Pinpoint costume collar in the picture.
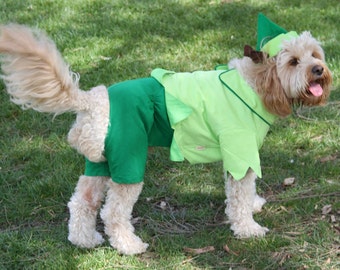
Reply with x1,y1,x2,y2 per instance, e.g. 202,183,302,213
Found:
216,65,276,126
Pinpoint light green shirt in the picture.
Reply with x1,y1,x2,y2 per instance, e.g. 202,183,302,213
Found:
152,67,276,180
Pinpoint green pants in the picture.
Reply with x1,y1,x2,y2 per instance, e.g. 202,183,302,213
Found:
85,77,173,184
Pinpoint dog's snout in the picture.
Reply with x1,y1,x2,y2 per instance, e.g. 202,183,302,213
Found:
312,65,324,76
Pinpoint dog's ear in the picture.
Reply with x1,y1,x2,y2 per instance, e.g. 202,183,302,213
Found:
256,60,292,117
244,45,266,64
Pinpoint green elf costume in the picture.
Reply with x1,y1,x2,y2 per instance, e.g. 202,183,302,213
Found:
85,14,298,184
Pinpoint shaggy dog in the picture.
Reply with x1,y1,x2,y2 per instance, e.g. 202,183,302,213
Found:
0,19,331,255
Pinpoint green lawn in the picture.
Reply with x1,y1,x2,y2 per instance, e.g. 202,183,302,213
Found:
0,0,339,269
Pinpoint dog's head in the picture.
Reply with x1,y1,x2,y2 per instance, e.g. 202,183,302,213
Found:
276,32,332,106
251,31,332,117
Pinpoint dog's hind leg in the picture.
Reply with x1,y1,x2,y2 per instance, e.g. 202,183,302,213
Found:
100,181,148,255
225,170,269,238
68,175,108,248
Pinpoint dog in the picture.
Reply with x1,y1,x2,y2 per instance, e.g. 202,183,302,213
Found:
0,15,332,255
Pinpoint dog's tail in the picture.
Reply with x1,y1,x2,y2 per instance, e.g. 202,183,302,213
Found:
0,24,88,114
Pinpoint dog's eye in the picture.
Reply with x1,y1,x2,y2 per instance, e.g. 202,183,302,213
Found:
289,58,299,66
312,52,321,59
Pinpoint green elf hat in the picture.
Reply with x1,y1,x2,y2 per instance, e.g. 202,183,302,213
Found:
256,13,298,57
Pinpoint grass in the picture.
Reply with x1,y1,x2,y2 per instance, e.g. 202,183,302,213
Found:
0,0,339,269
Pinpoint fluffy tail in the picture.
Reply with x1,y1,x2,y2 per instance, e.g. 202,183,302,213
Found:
0,24,87,114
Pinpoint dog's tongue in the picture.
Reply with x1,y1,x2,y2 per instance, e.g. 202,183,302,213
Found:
309,83,323,97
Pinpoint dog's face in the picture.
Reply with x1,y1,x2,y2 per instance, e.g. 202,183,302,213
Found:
253,31,332,117
276,31,332,106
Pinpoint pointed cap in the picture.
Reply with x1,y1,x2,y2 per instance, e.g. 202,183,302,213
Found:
256,13,298,57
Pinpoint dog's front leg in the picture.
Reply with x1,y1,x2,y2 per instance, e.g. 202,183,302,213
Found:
68,175,108,248
225,170,269,238
100,181,148,255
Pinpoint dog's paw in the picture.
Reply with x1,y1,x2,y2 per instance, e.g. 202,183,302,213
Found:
231,221,269,238
116,240,149,256
109,233,148,255
68,231,104,248
253,195,266,213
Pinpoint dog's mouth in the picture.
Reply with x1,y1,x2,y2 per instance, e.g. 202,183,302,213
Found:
307,81,323,97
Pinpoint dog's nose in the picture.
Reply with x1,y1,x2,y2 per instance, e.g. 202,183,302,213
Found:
312,65,324,76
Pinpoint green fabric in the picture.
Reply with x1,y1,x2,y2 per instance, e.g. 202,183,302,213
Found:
85,66,277,182
151,67,276,180
84,77,173,184
256,13,298,57
261,31,298,57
